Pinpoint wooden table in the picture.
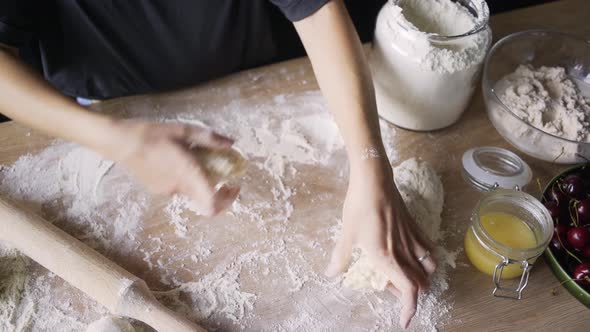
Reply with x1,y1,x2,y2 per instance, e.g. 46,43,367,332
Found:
0,0,588,330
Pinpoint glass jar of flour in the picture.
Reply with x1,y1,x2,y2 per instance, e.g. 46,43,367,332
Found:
370,0,492,131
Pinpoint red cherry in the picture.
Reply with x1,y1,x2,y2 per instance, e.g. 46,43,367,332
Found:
562,175,586,199
550,183,568,203
577,199,590,226
555,224,569,237
550,225,570,252
583,246,590,259
544,201,562,220
567,227,590,250
551,234,565,251
573,263,590,287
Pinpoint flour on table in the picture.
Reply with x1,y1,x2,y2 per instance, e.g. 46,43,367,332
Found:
0,246,28,331
0,62,453,331
343,159,445,291
85,316,135,332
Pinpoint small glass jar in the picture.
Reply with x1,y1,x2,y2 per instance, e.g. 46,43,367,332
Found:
370,0,492,131
462,147,553,299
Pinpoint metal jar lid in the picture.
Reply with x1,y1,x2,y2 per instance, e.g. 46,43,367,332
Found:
462,146,532,191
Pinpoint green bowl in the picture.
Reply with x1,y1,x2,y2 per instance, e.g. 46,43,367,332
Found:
543,164,590,308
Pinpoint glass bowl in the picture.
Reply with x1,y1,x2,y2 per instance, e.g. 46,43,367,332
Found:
482,30,590,164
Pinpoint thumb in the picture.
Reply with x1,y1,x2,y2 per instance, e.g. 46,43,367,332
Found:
325,236,353,277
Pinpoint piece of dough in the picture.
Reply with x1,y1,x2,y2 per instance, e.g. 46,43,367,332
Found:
195,146,247,179
342,158,444,291
175,119,247,179
85,316,135,332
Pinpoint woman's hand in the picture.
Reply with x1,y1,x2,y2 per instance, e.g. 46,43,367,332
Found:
104,120,240,216
325,158,437,328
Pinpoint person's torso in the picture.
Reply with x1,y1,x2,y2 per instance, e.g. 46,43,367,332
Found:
31,1,281,99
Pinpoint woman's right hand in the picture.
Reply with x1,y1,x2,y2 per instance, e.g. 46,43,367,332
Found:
104,120,240,216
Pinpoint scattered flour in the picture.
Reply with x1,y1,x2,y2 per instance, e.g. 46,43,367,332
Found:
85,316,135,332
492,65,590,163
0,246,28,331
0,63,453,331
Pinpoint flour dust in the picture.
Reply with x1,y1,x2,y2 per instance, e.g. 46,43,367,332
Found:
0,64,455,331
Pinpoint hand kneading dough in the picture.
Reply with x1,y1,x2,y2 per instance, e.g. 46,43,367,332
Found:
342,158,444,291
85,316,135,332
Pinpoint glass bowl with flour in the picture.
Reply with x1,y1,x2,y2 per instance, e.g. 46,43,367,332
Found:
484,30,590,164
370,0,491,131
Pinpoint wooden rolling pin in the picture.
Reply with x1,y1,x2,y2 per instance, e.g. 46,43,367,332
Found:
0,196,206,332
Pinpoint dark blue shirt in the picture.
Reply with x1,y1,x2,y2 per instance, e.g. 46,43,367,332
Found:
0,0,330,99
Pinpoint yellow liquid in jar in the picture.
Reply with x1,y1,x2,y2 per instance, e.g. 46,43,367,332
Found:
464,212,537,279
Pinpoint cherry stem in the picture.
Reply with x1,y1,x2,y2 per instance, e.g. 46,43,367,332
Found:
537,178,544,199
575,153,590,163
556,232,583,264
559,277,587,286
569,199,579,227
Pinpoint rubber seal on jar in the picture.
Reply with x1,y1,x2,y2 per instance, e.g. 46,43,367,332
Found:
462,147,532,191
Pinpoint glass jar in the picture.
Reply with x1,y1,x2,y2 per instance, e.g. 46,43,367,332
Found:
462,147,553,299
370,0,492,131
465,190,553,299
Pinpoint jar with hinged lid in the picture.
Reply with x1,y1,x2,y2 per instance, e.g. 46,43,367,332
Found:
462,147,553,299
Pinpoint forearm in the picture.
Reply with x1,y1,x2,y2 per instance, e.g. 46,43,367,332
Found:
0,47,119,154
294,0,386,174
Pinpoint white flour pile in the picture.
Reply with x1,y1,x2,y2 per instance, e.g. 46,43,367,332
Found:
0,65,455,331
370,0,491,130
493,65,590,162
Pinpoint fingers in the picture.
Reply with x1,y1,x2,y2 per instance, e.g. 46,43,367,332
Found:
386,283,401,298
421,257,437,276
211,184,240,215
184,182,240,216
399,279,418,329
188,128,234,149
179,159,239,216
415,247,437,276
325,230,354,277
375,256,419,329
165,123,234,149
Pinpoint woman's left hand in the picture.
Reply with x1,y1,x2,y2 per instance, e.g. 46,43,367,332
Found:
325,157,436,328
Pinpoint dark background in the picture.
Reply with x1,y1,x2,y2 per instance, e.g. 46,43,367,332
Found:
0,0,557,123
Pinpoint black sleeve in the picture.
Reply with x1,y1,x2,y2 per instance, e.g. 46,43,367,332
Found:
0,1,38,47
270,0,331,22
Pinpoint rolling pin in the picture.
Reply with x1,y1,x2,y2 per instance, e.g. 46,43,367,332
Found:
0,196,206,332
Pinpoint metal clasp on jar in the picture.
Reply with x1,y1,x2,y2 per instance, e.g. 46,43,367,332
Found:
492,257,532,299
488,183,533,299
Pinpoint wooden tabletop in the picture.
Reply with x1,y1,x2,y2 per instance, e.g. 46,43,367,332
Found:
0,0,589,331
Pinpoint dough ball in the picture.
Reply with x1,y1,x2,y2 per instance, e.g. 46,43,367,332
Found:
342,158,444,291
85,316,135,332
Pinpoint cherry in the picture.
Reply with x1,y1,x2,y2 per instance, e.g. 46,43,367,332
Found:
550,233,564,251
562,175,586,199
550,225,569,252
567,227,590,250
577,198,590,226
550,182,569,203
583,246,590,259
555,224,569,237
573,263,590,287
544,201,562,220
